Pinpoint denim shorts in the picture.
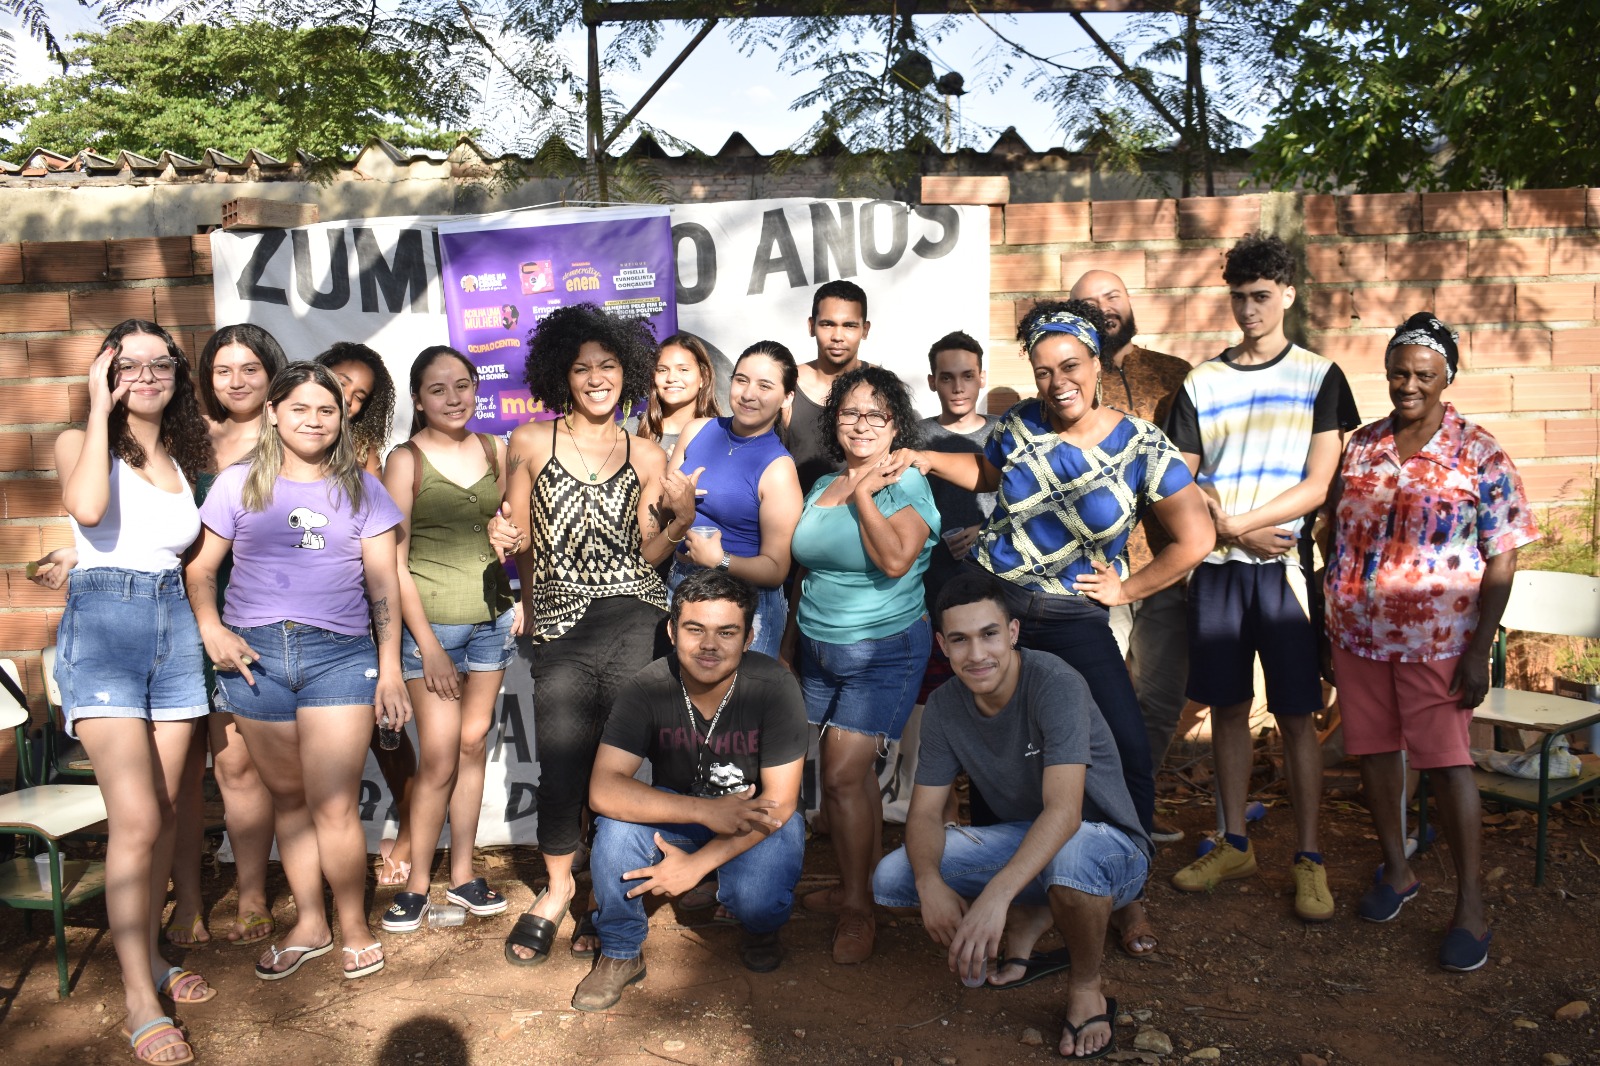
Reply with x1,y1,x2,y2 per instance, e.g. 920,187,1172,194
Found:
54,568,208,738
799,614,931,741
214,621,379,722
400,607,517,681
873,819,1150,911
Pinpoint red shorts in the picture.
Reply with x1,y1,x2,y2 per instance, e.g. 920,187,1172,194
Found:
1331,646,1472,770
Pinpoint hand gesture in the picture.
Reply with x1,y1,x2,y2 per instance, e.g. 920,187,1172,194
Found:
659,465,704,530
202,625,262,686
623,833,705,899
1073,560,1127,607
486,502,524,562
700,785,783,837
28,548,77,590
881,449,930,478
420,642,461,701
87,348,131,420
850,455,903,503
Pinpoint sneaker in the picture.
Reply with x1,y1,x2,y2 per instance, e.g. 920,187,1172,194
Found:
1150,819,1185,845
445,877,509,917
740,929,784,973
382,891,429,933
831,908,876,965
572,953,646,1012
1171,839,1257,893
1292,858,1335,922
1438,926,1491,972
1357,879,1420,923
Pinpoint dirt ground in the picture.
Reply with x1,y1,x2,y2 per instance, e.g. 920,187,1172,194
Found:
4,758,1599,1066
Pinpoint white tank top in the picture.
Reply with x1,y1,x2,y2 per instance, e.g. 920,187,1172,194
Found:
70,455,202,572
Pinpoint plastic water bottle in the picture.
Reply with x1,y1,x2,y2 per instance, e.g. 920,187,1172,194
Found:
960,962,989,988
429,903,466,928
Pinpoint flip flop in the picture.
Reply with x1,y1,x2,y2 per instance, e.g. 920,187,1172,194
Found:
375,854,411,887
157,966,216,1004
164,912,208,947
1117,915,1158,958
678,879,718,912
255,940,334,981
228,912,275,945
504,890,558,968
126,1016,194,1066
343,942,385,980
985,947,1071,990
1061,996,1117,1060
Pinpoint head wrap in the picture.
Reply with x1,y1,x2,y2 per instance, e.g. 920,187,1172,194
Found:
1386,313,1460,383
1025,311,1101,358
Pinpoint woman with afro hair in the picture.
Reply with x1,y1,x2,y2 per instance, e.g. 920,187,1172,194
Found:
497,303,695,967
316,342,397,475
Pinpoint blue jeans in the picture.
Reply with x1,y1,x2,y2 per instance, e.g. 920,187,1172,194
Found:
873,820,1149,911
214,621,378,722
799,614,932,741
400,607,517,680
589,803,806,959
667,558,787,659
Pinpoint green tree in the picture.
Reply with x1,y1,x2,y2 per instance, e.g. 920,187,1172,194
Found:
1252,0,1600,192
3,20,471,161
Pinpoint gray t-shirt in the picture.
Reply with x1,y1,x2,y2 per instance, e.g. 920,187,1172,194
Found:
919,415,998,533
917,648,1152,861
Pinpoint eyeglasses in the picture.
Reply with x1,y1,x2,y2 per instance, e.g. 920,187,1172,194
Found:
114,358,180,381
837,409,890,428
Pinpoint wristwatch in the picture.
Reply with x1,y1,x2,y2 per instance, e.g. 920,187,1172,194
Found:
715,552,732,573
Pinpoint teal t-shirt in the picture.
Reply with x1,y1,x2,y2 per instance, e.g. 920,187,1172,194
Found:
792,467,940,642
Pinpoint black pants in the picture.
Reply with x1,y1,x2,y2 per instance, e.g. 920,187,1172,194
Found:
531,595,665,856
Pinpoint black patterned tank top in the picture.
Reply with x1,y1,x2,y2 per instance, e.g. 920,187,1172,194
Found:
527,422,668,642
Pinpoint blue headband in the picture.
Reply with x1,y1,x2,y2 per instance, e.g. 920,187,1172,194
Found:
1026,313,1102,358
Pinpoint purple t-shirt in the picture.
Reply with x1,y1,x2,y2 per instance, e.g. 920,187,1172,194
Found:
199,465,403,636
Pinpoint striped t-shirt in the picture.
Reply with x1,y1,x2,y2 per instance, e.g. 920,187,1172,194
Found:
1165,344,1359,566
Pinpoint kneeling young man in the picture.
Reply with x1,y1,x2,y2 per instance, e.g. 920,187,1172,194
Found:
575,570,808,1012
873,571,1151,1059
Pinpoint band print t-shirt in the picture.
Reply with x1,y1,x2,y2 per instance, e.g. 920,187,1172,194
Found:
199,465,403,636
601,652,809,798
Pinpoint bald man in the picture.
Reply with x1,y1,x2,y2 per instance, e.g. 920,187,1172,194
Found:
1069,270,1193,853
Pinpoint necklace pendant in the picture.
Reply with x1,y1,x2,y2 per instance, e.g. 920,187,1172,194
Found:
588,472,597,481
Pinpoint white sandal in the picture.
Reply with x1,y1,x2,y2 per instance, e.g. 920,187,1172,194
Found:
343,942,385,980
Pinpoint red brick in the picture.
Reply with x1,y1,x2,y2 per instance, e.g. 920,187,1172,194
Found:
39,524,72,552
1091,199,1176,242
1178,195,1261,239
1346,374,1390,417
0,432,33,471
0,384,76,425
21,240,108,284
1507,189,1587,230
1305,243,1386,284
31,433,58,469
189,330,216,363
1302,195,1339,237
1159,340,1215,367
1434,284,1516,325
1003,203,1090,245
921,175,1010,205
1144,248,1226,289
1385,241,1465,281
1351,285,1428,327
989,301,1015,342
25,335,101,377
0,243,20,284
5,572,64,609
1550,235,1600,276
69,288,156,331
1517,282,1595,323
0,525,44,563
1422,191,1504,233
1442,374,1512,413
1307,332,1389,377
990,254,1061,293
0,340,26,379
0,611,51,653
1340,193,1420,235
1466,238,1550,279
1061,251,1144,292
1133,294,1186,334
1464,329,1551,370
989,206,1004,246
1,479,64,518
1512,371,1598,412
1307,288,1354,330
192,235,213,275
153,284,214,327
106,237,195,281
1185,294,1235,333
0,292,72,333
1551,328,1600,366
1544,419,1600,456
1518,462,1596,503
1475,418,1546,460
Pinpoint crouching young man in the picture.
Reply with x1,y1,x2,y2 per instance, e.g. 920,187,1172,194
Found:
872,571,1152,1059
575,570,808,1012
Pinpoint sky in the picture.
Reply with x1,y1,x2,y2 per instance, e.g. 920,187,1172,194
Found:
4,7,1184,158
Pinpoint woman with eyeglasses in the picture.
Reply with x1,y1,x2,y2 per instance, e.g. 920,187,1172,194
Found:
52,319,217,1065
784,365,939,964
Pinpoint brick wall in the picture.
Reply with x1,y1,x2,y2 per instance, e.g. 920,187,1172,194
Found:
953,181,1600,509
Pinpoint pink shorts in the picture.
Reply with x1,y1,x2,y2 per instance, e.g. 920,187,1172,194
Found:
1331,646,1472,769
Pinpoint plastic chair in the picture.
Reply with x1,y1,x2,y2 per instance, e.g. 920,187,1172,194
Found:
0,658,110,997
39,646,95,782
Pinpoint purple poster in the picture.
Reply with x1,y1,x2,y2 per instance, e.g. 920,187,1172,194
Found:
437,206,676,436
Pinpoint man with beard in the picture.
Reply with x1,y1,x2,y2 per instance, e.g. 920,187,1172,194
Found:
873,570,1150,1059
1068,269,1193,869
574,570,808,1011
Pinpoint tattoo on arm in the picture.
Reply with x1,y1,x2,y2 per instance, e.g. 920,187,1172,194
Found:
506,453,525,479
372,596,393,644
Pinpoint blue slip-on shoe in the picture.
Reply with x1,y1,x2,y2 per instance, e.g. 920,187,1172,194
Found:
1439,925,1492,972
1357,879,1420,923
382,891,430,933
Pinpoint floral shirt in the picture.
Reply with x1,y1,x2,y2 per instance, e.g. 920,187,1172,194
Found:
1326,404,1538,662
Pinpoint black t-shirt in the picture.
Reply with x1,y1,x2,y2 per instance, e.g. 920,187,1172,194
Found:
602,652,809,797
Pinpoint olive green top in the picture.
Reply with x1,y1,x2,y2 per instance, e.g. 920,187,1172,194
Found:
407,446,515,626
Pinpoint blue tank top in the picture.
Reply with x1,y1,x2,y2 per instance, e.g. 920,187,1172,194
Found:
679,418,791,559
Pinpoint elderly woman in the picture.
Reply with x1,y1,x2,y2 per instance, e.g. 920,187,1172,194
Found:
900,300,1214,960
1324,312,1537,972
